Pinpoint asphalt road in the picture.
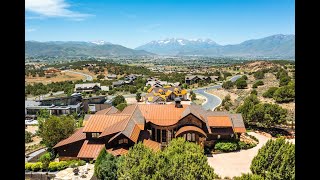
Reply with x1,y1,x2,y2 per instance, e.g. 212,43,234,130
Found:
63,70,93,81
193,85,222,111
229,75,243,82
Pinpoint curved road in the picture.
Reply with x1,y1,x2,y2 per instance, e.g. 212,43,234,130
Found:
63,70,93,81
193,85,222,111
229,75,243,82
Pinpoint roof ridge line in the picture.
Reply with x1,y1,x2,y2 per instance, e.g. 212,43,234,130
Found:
121,104,139,133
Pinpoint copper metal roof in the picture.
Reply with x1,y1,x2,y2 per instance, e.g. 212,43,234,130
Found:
83,115,129,132
233,127,246,133
129,124,141,143
77,140,105,159
175,126,207,138
207,116,233,127
95,106,119,115
143,139,161,152
107,147,129,156
53,127,86,148
138,104,188,126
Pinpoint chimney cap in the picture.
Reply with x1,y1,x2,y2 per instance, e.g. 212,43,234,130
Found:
174,97,181,102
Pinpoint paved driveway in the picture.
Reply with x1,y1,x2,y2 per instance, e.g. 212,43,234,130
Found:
207,132,270,178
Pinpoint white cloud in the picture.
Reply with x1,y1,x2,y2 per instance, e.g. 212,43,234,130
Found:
26,28,37,32
25,0,92,20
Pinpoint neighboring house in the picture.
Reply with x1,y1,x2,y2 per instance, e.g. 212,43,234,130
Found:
185,75,219,85
124,74,137,81
82,96,111,113
146,86,188,103
25,95,83,117
74,83,101,93
107,74,117,79
112,80,125,87
53,102,246,161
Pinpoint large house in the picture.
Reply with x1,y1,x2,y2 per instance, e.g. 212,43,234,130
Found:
53,102,246,161
74,83,101,93
146,86,188,104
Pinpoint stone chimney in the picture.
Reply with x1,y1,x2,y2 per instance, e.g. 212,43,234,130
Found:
174,98,183,108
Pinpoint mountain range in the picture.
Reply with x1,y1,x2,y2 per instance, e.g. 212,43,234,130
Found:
26,34,294,58
135,34,295,58
25,41,154,57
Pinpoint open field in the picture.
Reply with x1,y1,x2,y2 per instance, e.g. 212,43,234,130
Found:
26,71,85,84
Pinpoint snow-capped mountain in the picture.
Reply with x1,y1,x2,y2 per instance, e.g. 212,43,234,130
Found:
135,35,295,58
136,38,220,55
89,40,110,45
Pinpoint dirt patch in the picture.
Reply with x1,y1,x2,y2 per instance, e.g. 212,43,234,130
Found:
26,126,38,134
26,71,85,85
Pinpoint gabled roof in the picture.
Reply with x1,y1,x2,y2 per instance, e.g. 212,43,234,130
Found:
53,127,86,148
77,140,105,160
138,104,188,126
207,116,233,127
95,106,119,115
83,115,129,132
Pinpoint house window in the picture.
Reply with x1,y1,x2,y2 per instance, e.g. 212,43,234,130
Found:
187,133,192,141
167,130,172,142
217,135,221,139
162,130,167,142
191,133,196,142
156,129,161,143
119,138,128,144
92,133,100,138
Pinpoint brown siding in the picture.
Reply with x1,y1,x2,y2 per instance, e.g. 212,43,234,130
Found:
55,140,84,158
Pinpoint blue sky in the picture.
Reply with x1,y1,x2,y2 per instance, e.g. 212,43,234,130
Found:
25,0,295,48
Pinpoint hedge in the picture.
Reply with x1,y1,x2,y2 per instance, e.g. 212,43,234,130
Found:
214,140,257,152
214,141,238,152
31,162,43,171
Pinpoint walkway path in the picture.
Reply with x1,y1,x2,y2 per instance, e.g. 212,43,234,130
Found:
207,132,270,178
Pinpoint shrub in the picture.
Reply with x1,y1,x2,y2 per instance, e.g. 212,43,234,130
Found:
252,80,264,88
57,161,68,170
273,85,295,103
222,81,234,89
25,163,33,171
235,78,247,89
251,90,258,95
48,162,60,171
39,152,51,170
116,103,127,111
262,87,278,98
253,71,265,79
279,76,291,87
242,75,248,80
31,162,43,171
214,141,238,152
25,131,33,143
234,173,264,180
238,141,256,150
68,160,86,168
